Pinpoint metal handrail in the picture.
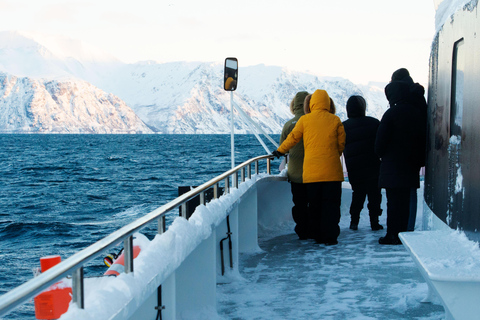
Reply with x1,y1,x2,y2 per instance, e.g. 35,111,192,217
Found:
0,154,274,317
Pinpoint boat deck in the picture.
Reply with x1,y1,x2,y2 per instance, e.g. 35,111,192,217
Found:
217,207,445,319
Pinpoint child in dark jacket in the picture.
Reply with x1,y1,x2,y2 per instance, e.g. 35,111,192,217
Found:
342,95,383,231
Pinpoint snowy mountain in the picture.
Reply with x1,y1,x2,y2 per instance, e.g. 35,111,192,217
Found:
0,31,388,134
0,72,153,133
96,62,387,134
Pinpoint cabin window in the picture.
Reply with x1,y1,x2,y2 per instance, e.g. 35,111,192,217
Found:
450,38,465,137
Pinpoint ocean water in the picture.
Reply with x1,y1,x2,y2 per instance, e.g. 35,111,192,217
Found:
0,134,279,319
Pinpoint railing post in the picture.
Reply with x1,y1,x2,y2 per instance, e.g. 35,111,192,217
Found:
255,161,259,175
224,177,230,194
214,183,219,199
241,167,245,182
180,203,187,218
158,215,166,234
248,163,252,179
72,267,84,309
124,236,134,274
200,191,205,205
233,171,238,189
267,157,271,174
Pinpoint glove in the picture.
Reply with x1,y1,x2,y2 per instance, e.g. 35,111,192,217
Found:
271,150,284,158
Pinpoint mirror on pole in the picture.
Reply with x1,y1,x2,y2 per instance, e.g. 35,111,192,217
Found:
224,57,238,91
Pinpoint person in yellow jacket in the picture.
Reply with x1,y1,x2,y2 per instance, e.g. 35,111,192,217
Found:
273,89,346,245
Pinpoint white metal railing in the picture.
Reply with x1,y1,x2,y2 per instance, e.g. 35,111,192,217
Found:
0,154,274,318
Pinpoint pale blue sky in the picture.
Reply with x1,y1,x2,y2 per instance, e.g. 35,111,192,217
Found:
0,0,435,85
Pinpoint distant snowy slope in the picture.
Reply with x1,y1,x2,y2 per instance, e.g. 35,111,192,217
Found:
99,62,388,133
0,31,389,134
0,72,152,133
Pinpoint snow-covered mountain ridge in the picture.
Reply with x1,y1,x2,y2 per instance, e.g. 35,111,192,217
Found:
0,31,388,134
0,72,152,133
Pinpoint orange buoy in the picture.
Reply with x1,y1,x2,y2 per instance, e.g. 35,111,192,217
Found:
34,255,72,320
104,246,141,276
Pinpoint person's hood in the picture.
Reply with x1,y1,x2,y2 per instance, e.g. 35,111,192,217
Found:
410,82,425,98
385,81,410,105
346,95,366,118
310,89,330,112
391,68,414,84
290,91,309,115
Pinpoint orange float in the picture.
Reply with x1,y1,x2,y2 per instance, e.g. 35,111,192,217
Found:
104,246,141,276
34,255,72,319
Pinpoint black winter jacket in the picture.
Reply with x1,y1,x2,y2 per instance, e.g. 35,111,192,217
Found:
375,81,426,188
342,97,380,185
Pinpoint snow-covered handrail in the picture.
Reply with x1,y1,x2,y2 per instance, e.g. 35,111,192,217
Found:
0,154,275,318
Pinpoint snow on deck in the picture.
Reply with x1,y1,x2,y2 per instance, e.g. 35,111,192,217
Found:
217,184,445,320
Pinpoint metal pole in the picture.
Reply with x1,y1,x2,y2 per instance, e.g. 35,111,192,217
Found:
158,215,166,234
225,177,230,194
124,236,134,274
230,91,234,170
72,267,84,309
233,171,238,189
180,203,187,218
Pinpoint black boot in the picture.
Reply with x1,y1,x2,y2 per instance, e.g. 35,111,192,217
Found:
350,215,359,231
371,223,383,231
370,211,383,231
378,233,401,245
370,218,383,231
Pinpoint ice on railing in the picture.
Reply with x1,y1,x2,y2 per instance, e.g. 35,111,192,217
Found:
60,174,270,320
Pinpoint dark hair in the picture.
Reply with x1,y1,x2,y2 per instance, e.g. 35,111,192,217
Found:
304,94,312,114
329,98,336,114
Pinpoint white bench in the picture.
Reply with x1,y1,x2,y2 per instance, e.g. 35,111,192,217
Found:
399,230,480,320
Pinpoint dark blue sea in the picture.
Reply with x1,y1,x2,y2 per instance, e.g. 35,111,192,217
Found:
0,134,279,319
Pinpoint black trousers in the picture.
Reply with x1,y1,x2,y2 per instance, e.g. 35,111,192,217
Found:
385,187,410,236
349,179,382,224
305,181,342,243
291,182,309,238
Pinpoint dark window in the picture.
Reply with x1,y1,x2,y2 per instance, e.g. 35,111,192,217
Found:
450,38,465,137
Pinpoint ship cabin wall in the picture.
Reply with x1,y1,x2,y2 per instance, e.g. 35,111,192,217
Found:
426,1,480,238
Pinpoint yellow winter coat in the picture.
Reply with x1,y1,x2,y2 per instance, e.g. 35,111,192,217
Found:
277,89,345,183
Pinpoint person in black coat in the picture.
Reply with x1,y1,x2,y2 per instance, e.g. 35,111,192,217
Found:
390,68,427,231
343,95,383,231
376,80,426,245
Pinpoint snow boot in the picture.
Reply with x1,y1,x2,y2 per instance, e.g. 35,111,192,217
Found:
370,210,383,231
378,234,401,245
370,218,383,231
